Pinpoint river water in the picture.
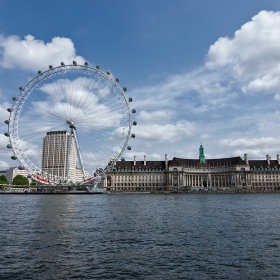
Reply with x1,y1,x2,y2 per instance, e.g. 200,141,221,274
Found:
0,193,280,279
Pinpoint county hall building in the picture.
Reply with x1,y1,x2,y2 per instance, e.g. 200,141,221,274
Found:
104,145,280,192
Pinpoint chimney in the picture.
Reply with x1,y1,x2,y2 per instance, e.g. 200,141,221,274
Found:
244,154,248,165
165,154,168,171
144,155,146,166
277,155,280,165
134,156,136,166
266,155,270,165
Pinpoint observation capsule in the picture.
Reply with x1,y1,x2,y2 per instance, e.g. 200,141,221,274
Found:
132,121,137,126
115,78,119,83
19,87,23,91
49,65,53,69
96,65,100,70
73,61,77,65
132,109,136,114
123,87,127,92
38,70,42,74
106,70,110,75
12,97,17,101
6,144,12,149
84,62,89,66
60,62,65,66
4,120,9,124
4,132,9,137
18,166,24,170
27,174,32,178
128,97,133,102
127,146,131,150
11,156,17,160
131,133,136,138
7,108,12,112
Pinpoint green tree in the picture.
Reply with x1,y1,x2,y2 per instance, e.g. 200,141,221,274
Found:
0,175,8,184
12,175,29,185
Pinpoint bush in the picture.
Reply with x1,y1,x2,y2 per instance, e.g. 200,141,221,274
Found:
12,175,29,185
0,175,8,184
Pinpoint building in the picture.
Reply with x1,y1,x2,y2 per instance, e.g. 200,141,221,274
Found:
105,155,166,192
5,167,31,184
41,131,76,180
104,145,280,192
249,155,280,191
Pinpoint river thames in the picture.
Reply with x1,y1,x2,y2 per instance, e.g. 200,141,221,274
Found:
0,193,279,279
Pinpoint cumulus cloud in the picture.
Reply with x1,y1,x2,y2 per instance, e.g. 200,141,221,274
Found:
134,120,194,142
219,137,280,159
0,160,9,169
137,110,175,123
0,35,85,71
0,101,11,119
0,134,12,161
243,74,280,95
206,10,280,98
220,137,278,148
132,68,236,115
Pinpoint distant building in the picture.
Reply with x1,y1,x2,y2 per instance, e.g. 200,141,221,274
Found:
249,154,280,191
104,145,280,192
5,167,31,184
41,131,77,181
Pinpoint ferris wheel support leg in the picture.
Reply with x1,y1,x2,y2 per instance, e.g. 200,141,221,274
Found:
73,129,86,179
67,129,73,180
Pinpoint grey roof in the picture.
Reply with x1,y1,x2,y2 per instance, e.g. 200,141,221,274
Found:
114,160,165,169
169,156,245,167
248,159,279,169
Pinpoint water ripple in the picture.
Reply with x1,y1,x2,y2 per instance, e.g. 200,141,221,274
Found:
0,194,280,279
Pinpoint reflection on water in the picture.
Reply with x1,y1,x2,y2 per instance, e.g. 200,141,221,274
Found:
0,194,280,279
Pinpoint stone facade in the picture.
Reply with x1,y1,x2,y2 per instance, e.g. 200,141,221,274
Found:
104,149,280,193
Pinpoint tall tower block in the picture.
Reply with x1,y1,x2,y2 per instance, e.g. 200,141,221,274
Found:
41,131,76,179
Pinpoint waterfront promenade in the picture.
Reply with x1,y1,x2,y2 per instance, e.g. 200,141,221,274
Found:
1,185,280,194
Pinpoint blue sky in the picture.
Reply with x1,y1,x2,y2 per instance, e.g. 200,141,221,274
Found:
1,0,280,169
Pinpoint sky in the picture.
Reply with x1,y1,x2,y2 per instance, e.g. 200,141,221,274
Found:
1,0,280,169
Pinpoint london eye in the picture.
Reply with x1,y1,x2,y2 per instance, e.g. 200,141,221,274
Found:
4,62,136,184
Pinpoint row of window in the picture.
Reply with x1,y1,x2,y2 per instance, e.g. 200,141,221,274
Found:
112,183,164,187
114,175,164,181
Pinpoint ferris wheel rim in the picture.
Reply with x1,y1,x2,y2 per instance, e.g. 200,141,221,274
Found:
7,62,134,184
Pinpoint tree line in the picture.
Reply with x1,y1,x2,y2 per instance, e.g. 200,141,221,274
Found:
0,175,29,185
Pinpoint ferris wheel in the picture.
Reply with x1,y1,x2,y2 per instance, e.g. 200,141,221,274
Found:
4,61,136,184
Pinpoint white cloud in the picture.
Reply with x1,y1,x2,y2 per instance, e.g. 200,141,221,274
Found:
206,10,280,98
219,137,280,159
137,110,174,123
243,74,280,95
134,120,194,142
0,133,9,150
0,35,85,71
0,101,11,119
0,160,9,169
132,68,235,115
